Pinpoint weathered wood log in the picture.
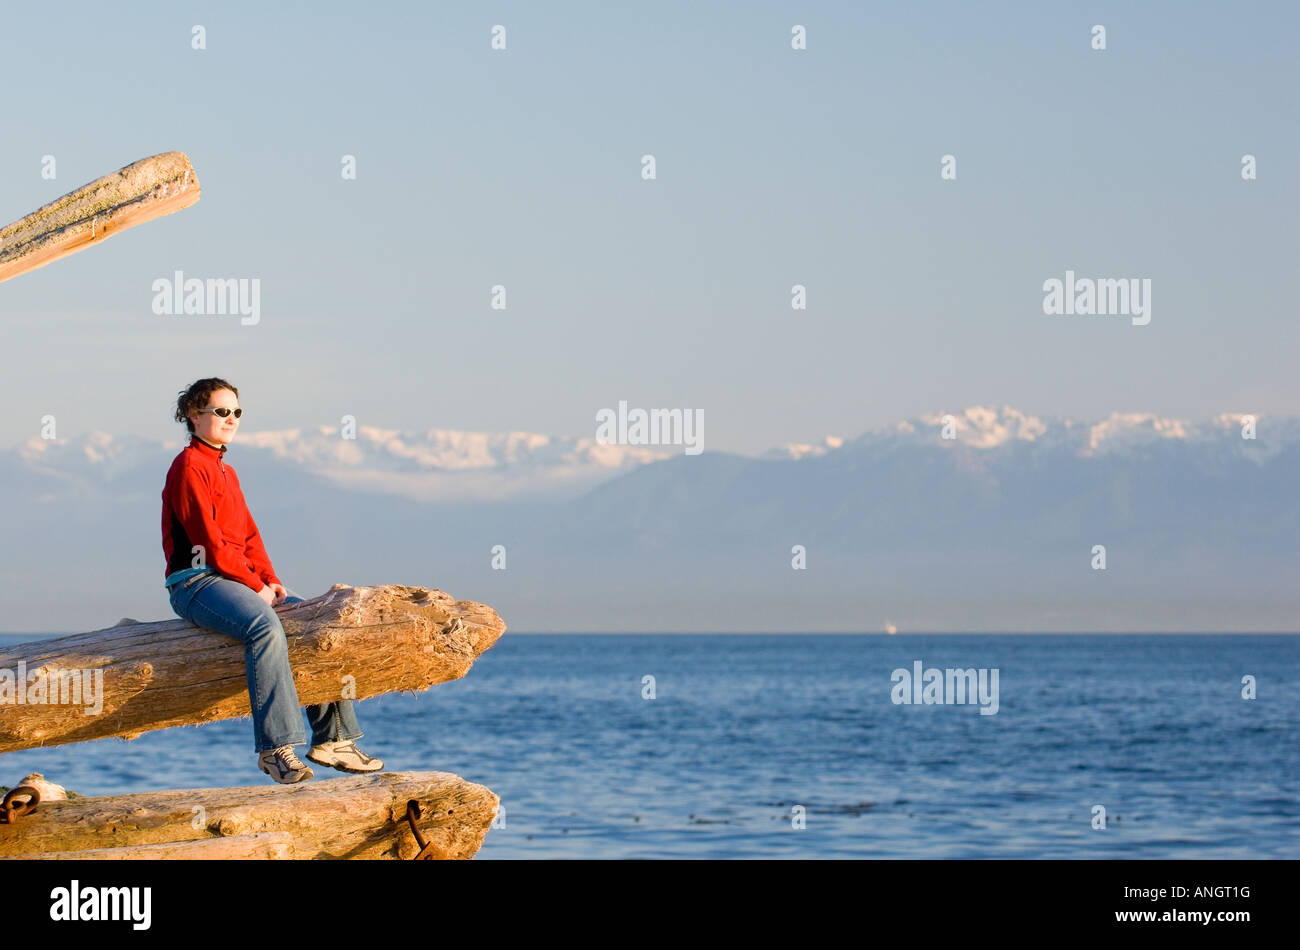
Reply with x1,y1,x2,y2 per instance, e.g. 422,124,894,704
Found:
0,771,497,860
0,584,505,753
0,151,200,284
5,831,297,860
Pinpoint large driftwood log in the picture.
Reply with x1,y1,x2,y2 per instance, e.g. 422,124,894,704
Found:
0,152,200,284
0,771,498,860
0,584,505,753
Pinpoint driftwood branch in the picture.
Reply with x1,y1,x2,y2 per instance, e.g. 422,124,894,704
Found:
0,771,498,860
0,584,506,754
0,151,200,284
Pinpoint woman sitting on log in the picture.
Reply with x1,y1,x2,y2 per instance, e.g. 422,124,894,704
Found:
160,377,384,784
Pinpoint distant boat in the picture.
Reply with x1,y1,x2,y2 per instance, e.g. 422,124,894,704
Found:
884,621,898,635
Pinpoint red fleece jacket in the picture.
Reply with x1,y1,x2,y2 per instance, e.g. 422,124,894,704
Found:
161,435,281,592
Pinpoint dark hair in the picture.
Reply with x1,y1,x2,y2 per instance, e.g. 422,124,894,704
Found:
174,378,239,434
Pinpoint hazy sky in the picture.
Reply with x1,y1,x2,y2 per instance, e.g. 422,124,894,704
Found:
3,0,1296,456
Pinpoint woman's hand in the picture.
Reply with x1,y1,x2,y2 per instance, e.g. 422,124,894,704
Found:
257,584,276,606
269,583,287,607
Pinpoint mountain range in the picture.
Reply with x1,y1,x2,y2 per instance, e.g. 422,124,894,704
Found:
3,406,1296,633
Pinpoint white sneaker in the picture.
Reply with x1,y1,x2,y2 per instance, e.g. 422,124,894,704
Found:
306,739,384,773
257,745,314,784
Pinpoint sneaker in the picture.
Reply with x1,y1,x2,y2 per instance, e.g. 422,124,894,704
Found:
306,739,384,774
258,745,314,784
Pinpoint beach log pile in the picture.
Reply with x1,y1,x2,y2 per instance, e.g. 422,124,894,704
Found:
0,584,506,859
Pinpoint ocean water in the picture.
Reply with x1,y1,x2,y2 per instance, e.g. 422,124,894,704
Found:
1,633,1297,859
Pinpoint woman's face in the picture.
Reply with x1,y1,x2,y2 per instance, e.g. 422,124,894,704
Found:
189,388,240,446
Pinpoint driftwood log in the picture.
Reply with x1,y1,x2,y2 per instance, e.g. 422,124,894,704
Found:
0,584,505,753
0,771,498,859
0,151,200,284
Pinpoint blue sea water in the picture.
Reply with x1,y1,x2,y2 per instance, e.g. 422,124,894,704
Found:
1,633,1297,859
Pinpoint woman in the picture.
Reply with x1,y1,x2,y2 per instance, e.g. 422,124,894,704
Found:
161,377,383,784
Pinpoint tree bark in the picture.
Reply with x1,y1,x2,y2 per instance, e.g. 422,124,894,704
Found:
3,831,297,860
0,771,497,859
0,151,200,284
0,584,505,753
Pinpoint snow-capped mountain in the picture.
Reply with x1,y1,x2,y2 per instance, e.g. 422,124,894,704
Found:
850,406,1298,460
13,424,676,502
765,406,1297,461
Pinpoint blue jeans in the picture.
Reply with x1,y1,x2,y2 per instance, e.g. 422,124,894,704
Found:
168,570,363,753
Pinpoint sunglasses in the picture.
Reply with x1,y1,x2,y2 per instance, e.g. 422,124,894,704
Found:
197,407,243,419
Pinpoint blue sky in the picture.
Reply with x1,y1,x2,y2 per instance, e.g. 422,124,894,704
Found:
2,0,1297,455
